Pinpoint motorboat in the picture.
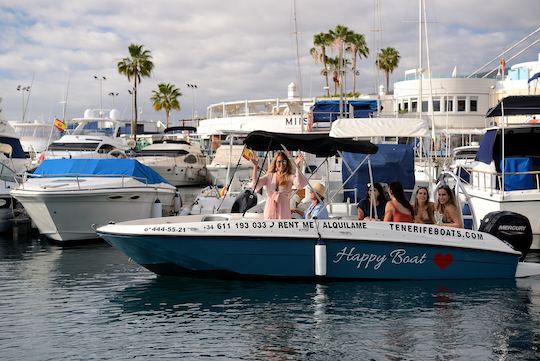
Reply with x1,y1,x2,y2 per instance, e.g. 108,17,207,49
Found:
207,143,252,186
9,120,60,161
442,96,540,249
44,109,132,160
135,132,208,186
12,158,180,242
97,131,540,280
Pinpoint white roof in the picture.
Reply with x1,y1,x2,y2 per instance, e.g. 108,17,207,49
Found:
330,117,431,138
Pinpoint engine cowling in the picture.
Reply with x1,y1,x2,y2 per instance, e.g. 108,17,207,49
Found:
478,211,533,261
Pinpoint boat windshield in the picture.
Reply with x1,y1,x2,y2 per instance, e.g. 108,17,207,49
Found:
0,162,17,183
48,142,100,152
72,121,116,136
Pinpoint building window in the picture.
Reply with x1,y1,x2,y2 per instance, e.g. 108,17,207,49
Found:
433,97,441,112
470,98,478,112
403,102,409,112
457,97,466,112
411,98,418,112
444,97,453,112
421,100,429,112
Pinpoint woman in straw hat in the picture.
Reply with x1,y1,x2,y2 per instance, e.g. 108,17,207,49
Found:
292,182,329,219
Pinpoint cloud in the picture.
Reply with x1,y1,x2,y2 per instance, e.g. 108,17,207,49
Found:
1,0,539,123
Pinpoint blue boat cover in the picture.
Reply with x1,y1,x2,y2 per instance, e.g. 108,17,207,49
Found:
0,136,26,159
475,129,497,164
501,157,534,191
311,100,378,122
33,159,170,185
341,144,415,202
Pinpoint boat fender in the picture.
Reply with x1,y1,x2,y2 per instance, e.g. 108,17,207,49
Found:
152,198,162,218
173,192,182,214
315,240,327,276
478,211,533,261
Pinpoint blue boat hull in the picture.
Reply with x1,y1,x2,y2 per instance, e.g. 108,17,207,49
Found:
100,233,519,280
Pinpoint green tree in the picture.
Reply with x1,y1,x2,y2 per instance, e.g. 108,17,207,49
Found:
310,32,333,97
328,25,355,96
151,83,181,128
346,33,369,95
117,44,154,140
376,47,401,94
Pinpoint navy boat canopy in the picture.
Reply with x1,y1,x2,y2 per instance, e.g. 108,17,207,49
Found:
33,158,170,184
486,95,540,117
244,130,378,156
0,136,26,159
311,100,379,122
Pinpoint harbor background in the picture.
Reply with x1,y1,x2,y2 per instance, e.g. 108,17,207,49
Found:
2,234,540,360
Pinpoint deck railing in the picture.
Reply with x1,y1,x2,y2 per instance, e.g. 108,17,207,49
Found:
20,173,155,191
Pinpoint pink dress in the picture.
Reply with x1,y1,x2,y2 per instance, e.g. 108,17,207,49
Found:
252,171,307,219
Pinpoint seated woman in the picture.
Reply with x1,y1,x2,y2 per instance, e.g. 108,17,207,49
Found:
357,182,387,220
434,185,463,228
292,182,328,219
412,186,435,224
251,151,306,219
384,182,414,223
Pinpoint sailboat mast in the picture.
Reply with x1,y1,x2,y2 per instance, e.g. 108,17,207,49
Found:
292,0,304,133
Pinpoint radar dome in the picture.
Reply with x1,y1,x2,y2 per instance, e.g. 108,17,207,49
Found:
109,109,120,120
83,109,93,118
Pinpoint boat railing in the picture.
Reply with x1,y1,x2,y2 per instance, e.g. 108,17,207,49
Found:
20,173,156,190
470,168,540,192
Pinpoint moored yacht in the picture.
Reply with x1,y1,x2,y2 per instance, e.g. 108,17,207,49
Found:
12,158,179,242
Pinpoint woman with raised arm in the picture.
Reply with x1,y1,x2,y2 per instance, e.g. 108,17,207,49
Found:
251,151,306,219
434,185,463,228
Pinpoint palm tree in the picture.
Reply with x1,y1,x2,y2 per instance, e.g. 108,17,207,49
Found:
117,44,154,140
310,32,333,97
376,47,400,94
346,33,369,95
151,83,182,128
325,57,340,96
328,25,355,96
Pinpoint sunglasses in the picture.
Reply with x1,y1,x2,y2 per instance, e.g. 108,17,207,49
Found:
276,160,288,165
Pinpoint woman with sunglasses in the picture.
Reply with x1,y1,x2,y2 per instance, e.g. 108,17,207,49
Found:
412,187,435,224
251,151,306,219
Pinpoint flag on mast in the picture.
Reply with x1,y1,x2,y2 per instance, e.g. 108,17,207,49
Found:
53,118,67,132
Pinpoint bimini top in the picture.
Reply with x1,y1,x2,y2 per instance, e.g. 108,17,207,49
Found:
486,95,540,117
244,130,378,156
33,159,170,185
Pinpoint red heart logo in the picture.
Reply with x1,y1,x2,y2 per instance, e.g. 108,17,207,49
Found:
434,253,453,270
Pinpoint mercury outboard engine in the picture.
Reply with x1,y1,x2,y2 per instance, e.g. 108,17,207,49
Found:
478,211,533,261
231,190,257,213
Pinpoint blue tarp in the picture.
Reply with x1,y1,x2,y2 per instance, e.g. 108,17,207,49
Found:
34,159,170,185
501,157,534,191
311,100,378,122
475,129,497,164
341,144,415,203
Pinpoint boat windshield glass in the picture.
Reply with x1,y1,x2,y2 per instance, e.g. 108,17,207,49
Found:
48,142,100,151
73,121,116,136
0,162,17,183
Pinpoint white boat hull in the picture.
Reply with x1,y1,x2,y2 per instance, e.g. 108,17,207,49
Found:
13,188,176,242
138,160,208,186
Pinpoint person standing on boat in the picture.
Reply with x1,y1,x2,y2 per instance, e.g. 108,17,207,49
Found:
250,151,307,219
357,183,387,221
292,182,329,219
434,185,463,228
384,182,414,223
412,186,435,224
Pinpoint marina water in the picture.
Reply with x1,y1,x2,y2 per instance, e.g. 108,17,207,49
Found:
1,235,540,360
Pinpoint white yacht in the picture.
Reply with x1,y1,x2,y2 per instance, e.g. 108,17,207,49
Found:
9,120,59,160
450,96,540,249
135,130,208,187
44,109,131,160
11,158,179,242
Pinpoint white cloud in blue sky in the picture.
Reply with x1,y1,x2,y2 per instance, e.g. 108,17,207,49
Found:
0,0,539,124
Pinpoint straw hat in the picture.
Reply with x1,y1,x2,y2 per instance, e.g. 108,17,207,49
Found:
311,182,326,198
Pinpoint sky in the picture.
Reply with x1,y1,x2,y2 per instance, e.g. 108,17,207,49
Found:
0,0,539,125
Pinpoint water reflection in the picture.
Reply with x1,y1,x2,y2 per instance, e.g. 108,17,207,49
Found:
2,235,540,360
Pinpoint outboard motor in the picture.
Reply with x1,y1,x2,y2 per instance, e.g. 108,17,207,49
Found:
231,190,258,213
478,211,533,261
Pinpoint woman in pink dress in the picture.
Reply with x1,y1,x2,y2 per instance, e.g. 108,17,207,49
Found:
250,151,307,219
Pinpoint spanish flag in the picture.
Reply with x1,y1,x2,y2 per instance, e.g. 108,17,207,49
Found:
53,118,67,132
242,147,254,161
